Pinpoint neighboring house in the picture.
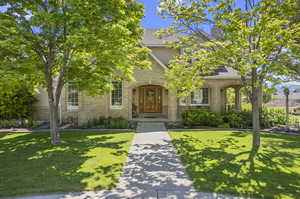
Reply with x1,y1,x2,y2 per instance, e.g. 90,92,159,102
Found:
33,29,242,123
269,87,300,107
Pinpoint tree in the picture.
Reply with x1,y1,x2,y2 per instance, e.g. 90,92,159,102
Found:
242,83,277,104
159,0,300,148
0,0,150,144
287,0,300,80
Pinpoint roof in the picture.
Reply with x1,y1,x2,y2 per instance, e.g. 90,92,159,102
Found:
204,66,241,79
142,29,184,46
142,29,240,80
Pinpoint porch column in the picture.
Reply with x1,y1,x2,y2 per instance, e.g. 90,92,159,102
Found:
168,91,178,121
234,86,242,110
220,88,227,111
128,88,133,120
210,87,222,112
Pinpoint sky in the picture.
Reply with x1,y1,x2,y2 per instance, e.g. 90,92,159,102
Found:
138,0,172,29
138,0,214,33
137,0,256,33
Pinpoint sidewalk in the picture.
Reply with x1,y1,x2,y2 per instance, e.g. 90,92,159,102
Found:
115,122,199,198
7,123,249,199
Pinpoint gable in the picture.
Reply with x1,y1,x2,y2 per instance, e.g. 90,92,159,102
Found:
149,52,167,70
133,54,166,83
151,47,179,66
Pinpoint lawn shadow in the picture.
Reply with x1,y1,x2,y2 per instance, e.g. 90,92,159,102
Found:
0,131,132,197
172,131,300,199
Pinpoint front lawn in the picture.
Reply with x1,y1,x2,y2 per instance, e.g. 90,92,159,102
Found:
0,131,134,197
170,130,300,199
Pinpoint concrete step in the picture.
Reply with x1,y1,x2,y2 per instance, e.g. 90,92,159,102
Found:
136,122,167,133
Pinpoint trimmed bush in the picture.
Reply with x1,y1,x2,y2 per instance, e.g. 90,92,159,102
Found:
222,110,252,128
182,109,223,127
182,105,291,129
223,106,288,129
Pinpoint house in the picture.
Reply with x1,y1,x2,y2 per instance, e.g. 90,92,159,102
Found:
33,29,242,123
269,85,300,107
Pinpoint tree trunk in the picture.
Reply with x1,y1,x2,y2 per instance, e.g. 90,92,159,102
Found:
251,69,262,149
252,94,260,148
49,101,60,144
46,73,62,145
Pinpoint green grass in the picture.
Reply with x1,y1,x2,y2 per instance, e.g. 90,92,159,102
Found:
0,131,134,197
170,130,300,199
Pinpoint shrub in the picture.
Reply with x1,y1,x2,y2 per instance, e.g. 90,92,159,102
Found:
81,117,128,129
222,110,252,128
182,105,288,129
260,106,285,128
182,109,223,127
223,105,286,129
0,119,38,129
217,123,230,128
0,85,37,120
104,117,128,129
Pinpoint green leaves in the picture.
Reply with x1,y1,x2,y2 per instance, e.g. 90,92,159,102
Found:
159,0,300,94
0,0,150,95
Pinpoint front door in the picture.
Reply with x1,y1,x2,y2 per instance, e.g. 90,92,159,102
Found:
139,86,162,113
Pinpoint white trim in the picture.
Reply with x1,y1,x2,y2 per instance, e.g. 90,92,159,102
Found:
67,83,79,112
110,81,123,109
179,97,188,106
149,52,168,70
110,105,123,109
67,105,79,111
179,88,210,106
189,104,210,106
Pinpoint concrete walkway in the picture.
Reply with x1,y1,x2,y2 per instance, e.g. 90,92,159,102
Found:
115,122,199,198
8,123,250,199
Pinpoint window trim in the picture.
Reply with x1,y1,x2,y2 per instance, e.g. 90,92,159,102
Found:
110,81,123,109
179,88,210,106
67,83,79,111
179,97,188,106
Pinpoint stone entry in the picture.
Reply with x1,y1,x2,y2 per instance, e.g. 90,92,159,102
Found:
130,83,178,121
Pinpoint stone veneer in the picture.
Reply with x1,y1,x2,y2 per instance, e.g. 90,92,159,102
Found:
33,47,242,124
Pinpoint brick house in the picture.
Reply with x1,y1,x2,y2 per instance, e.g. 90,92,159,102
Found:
33,29,242,123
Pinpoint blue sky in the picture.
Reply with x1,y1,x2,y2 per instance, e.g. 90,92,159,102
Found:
138,0,214,33
138,0,252,33
138,0,172,29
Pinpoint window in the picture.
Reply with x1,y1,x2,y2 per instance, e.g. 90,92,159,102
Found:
179,97,188,105
178,88,209,106
111,81,122,107
191,88,209,105
67,83,79,110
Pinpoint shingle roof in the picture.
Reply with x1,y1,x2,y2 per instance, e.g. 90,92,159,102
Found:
204,66,240,79
142,29,240,80
142,29,183,46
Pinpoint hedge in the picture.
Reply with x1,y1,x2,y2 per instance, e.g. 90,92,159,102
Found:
182,105,295,129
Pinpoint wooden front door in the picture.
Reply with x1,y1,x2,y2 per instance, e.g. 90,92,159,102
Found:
139,86,162,113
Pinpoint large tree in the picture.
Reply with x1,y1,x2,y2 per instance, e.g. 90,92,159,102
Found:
159,0,300,148
0,0,149,144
